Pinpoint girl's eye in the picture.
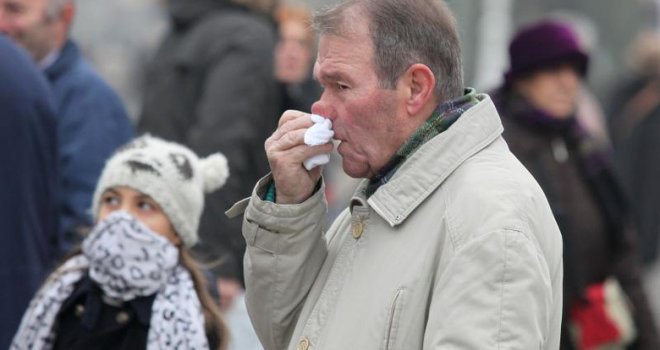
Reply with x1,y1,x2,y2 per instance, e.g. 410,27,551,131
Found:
102,195,119,206
138,201,155,211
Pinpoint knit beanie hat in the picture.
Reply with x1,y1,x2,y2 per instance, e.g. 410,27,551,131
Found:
91,135,229,247
504,20,589,85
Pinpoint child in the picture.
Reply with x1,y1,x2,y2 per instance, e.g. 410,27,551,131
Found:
12,135,230,350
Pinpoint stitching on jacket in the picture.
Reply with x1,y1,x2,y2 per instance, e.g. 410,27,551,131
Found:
496,230,511,349
383,287,405,350
271,253,282,349
443,194,459,252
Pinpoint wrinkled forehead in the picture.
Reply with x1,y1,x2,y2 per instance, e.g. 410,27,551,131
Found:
0,0,48,14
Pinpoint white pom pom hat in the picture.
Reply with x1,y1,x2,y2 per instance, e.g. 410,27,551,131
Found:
91,135,229,247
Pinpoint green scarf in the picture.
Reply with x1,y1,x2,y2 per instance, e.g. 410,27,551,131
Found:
365,88,479,197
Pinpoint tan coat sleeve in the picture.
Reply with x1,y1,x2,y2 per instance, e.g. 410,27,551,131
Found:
241,176,329,350
423,228,562,349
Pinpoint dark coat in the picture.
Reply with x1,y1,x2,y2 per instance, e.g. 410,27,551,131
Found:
278,75,321,114
607,75,660,265
138,0,279,283
45,40,134,255
53,275,220,350
492,87,660,350
0,35,59,349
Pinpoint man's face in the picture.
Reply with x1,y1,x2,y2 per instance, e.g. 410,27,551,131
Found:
516,63,582,119
311,20,406,179
0,0,59,62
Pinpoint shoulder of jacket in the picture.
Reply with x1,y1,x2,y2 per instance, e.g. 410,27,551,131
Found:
192,11,275,41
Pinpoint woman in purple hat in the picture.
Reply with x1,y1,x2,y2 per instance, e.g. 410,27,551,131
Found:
491,19,659,350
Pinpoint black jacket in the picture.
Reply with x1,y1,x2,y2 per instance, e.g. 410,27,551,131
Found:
607,76,660,265
138,0,279,283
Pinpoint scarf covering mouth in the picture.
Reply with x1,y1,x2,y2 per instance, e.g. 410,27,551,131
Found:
11,211,209,350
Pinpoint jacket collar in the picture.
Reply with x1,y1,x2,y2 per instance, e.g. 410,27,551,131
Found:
44,39,78,82
351,94,503,227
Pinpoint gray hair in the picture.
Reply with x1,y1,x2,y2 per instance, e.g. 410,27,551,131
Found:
45,0,71,21
314,0,464,102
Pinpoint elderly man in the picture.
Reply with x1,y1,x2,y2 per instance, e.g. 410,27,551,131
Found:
229,0,564,349
0,0,134,254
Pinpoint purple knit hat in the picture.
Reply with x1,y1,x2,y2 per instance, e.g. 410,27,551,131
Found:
504,20,589,85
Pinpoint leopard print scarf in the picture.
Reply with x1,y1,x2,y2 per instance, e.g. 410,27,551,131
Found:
11,212,209,349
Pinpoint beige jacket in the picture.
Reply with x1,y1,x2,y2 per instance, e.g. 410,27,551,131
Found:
232,95,563,350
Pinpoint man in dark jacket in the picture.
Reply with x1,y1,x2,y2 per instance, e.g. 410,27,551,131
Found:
0,34,59,350
138,0,280,310
492,20,659,349
607,31,660,267
0,0,134,255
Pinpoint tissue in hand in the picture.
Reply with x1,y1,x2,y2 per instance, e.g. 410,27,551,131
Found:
303,114,334,170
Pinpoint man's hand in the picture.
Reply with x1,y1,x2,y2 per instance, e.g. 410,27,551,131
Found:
265,110,334,204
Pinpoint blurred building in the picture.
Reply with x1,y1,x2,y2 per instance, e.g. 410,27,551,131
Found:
71,0,167,121
69,0,658,122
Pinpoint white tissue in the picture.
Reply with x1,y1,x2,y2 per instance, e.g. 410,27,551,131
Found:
303,114,334,170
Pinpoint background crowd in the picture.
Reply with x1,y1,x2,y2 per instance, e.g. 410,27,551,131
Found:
2,0,660,349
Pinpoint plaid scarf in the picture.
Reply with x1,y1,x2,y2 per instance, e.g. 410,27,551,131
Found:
365,88,480,197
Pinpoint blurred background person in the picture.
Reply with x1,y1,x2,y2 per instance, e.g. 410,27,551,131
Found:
138,0,280,320
0,35,58,350
0,0,135,256
607,31,660,267
272,2,358,224
548,11,611,148
274,2,319,112
491,20,659,349
606,30,660,333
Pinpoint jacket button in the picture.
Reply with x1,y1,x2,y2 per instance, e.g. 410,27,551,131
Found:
116,311,130,324
352,218,364,239
74,304,85,318
297,337,310,350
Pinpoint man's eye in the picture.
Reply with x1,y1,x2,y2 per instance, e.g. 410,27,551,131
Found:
337,83,349,90
5,3,26,14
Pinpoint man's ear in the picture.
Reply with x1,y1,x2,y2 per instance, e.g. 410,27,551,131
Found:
61,1,75,28
402,63,436,116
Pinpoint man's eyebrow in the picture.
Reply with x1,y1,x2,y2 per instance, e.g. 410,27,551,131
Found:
317,70,349,83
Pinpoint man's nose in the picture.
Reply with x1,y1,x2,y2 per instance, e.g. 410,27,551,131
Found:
311,91,334,121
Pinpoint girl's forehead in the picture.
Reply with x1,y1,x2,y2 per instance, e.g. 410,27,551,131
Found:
104,186,149,198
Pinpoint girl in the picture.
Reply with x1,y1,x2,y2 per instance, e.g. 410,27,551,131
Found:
12,135,230,350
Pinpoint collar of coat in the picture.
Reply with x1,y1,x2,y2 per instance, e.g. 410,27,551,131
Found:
351,93,504,227
365,88,480,197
